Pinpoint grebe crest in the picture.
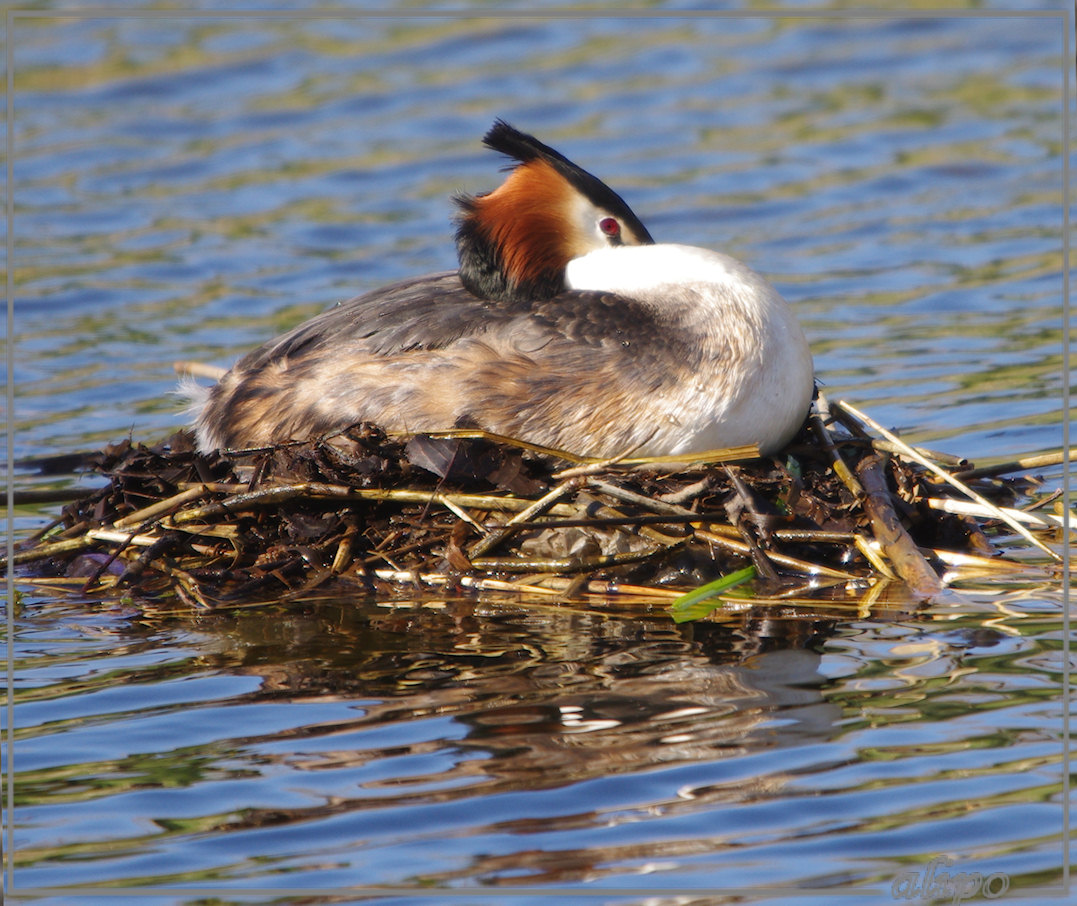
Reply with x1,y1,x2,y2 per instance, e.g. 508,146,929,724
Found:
454,120,653,302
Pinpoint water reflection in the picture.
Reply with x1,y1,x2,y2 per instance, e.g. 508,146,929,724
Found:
18,588,1060,894
175,603,847,840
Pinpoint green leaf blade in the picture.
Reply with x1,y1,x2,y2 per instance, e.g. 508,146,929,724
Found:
669,565,757,623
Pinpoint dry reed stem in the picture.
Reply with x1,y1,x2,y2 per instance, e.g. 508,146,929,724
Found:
871,440,969,468
419,428,757,469
169,483,580,524
410,428,599,464
330,528,357,574
6,535,95,568
468,477,584,559
619,443,759,467
954,449,1074,481
551,435,655,478
528,576,686,599
810,393,864,498
574,493,689,548
693,528,861,581
928,547,1045,573
113,486,218,529
925,497,1073,530
438,497,487,534
836,399,1062,562
853,533,898,579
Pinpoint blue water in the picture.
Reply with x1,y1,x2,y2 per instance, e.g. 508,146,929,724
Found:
5,7,1072,905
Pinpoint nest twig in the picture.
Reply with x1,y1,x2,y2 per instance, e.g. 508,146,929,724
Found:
8,398,1066,615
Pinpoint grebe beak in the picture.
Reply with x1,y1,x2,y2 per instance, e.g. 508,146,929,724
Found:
454,120,653,302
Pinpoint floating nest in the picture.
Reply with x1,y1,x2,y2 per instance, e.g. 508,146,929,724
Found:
9,395,1067,617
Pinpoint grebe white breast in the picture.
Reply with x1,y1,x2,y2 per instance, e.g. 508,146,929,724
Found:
193,121,813,458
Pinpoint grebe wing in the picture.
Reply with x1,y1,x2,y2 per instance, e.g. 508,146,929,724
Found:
232,272,681,370
526,290,677,348
232,272,486,370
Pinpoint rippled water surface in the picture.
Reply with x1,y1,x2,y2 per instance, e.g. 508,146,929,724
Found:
6,7,1072,905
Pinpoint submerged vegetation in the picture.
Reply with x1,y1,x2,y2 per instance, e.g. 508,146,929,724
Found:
9,394,1068,620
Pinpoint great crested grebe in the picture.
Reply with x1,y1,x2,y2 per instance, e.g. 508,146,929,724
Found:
192,121,814,459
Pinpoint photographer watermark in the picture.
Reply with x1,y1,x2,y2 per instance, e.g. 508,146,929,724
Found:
892,856,1009,904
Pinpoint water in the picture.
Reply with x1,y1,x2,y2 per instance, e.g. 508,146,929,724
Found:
6,7,1072,904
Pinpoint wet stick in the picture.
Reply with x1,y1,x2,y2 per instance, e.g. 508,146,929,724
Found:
837,399,1062,562
856,454,944,599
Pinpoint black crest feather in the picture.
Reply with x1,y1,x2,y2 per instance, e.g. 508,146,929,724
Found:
480,120,653,246
454,120,654,302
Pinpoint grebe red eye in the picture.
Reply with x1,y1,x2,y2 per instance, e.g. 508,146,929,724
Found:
599,217,621,238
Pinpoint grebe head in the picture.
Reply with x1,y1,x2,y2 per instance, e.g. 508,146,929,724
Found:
455,120,654,302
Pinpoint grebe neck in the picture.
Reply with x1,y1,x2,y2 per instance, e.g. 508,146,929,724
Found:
566,243,755,296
